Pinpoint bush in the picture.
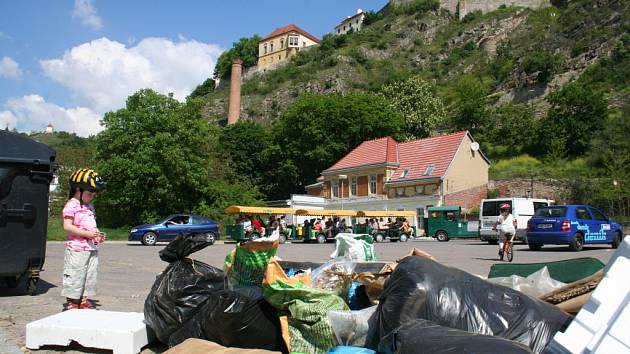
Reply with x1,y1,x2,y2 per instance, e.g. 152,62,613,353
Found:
362,11,383,26
390,0,439,16
522,50,562,83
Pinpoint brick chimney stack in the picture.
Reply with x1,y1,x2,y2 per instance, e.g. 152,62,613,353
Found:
227,58,243,125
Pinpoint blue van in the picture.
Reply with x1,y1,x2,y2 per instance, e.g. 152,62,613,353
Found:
527,205,624,251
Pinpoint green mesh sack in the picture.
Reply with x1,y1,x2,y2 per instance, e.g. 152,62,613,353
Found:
224,240,278,289
263,258,349,354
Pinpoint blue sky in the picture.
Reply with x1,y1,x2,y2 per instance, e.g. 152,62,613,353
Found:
0,0,387,136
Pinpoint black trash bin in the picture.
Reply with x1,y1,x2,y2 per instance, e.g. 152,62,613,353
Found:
0,130,56,295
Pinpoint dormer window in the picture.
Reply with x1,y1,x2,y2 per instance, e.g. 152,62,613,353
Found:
401,169,410,178
423,164,434,176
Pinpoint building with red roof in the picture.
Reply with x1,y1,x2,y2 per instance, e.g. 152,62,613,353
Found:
258,24,320,71
304,131,490,224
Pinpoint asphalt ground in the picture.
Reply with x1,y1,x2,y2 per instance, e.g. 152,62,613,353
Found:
0,237,617,353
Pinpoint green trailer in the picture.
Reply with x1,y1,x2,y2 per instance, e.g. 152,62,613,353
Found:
294,209,357,243
224,205,296,243
427,206,477,242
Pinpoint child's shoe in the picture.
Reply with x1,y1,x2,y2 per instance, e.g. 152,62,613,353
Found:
63,302,80,311
80,298,96,309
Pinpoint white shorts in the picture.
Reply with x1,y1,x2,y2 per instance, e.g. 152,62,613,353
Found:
61,248,98,299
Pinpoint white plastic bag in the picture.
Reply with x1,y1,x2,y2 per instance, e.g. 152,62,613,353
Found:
254,226,279,242
330,233,376,261
328,306,377,347
488,266,566,297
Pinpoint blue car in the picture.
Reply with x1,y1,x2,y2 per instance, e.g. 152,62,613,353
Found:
527,205,624,251
128,214,220,246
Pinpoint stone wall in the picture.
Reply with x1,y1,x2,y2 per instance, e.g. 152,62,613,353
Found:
390,0,550,19
488,178,573,203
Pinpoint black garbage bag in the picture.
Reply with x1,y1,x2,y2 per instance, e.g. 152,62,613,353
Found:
367,256,570,353
168,287,285,352
379,319,533,354
144,233,225,344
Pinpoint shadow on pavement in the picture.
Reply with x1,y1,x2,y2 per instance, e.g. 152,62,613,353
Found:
0,278,56,297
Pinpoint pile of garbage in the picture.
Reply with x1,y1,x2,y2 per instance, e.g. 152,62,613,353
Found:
145,233,575,354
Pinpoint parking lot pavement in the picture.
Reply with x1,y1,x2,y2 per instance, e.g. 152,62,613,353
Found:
0,239,616,353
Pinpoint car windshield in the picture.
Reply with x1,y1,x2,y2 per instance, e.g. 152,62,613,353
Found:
534,207,567,217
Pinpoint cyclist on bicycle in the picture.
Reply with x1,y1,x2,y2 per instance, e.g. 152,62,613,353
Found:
493,203,517,259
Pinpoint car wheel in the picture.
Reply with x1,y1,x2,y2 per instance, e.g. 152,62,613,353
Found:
204,232,216,245
279,233,287,244
569,233,584,252
612,231,622,249
250,232,260,241
317,234,326,244
142,232,157,246
436,231,449,242
400,233,409,242
487,239,498,245
528,243,543,251
374,233,385,243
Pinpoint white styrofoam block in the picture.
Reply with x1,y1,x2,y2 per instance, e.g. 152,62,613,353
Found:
550,236,630,354
26,310,154,354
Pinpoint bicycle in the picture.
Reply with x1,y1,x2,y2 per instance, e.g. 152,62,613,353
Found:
500,232,515,262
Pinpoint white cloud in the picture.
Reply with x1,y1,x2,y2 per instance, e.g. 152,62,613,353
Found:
40,37,223,114
72,0,103,30
3,95,101,136
0,57,22,79
0,110,17,129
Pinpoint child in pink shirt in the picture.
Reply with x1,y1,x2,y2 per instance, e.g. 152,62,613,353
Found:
61,168,106,311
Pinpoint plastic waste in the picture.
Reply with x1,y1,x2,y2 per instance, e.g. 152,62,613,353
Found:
263,257,348,354
167,287,285,351
379,319,533,354
224,240,278,289
488,266,567,297
366,256,571,353
144,234,225,344
311,257,356,299
328,306,377,347
330,233,377,261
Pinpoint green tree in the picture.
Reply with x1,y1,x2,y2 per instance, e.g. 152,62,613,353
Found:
48,134,96,217
522,50,562,83
188,78,216,99
449,75,491,136
219,120,272,193
382,76,446,139
484,103,536,158
268,93,405,199
94,89,259,226
541,82,607,157
588,106,630,215
213,35,261,80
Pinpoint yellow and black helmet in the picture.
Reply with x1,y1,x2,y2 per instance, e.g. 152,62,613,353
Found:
69,168,106,192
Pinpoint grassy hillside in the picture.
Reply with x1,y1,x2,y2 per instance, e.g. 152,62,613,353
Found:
202,0,628,125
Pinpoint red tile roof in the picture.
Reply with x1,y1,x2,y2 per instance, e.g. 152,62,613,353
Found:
261,24,321,44
325,137,399,172
390,131,467,182
323,131,482,182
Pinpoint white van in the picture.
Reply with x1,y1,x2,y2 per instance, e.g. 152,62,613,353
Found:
479,198,554,244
